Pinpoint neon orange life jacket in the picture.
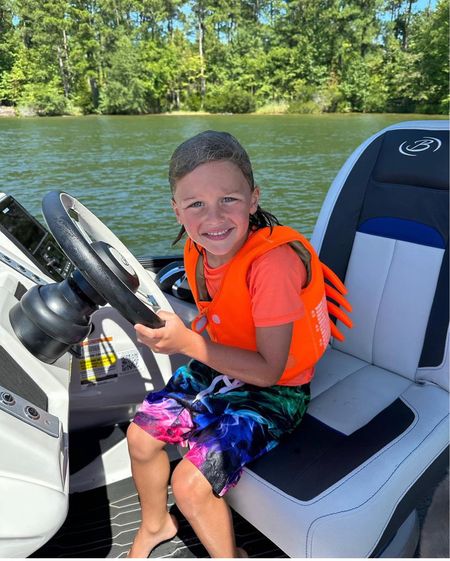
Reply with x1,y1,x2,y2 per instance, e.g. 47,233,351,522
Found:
184,226,352,386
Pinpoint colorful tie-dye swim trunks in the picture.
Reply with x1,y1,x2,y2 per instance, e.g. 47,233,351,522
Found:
133,360,310,496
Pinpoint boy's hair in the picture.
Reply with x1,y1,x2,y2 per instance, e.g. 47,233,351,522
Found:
169,130,279,245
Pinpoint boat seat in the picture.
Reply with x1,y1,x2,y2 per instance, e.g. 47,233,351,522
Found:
227,121,449,557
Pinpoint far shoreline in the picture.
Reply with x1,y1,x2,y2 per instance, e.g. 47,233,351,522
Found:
0,106,447,119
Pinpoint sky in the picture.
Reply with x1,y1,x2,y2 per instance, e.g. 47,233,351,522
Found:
416,0,437,9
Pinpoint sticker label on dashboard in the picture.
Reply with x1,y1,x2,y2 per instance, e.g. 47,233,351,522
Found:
78,339,142,385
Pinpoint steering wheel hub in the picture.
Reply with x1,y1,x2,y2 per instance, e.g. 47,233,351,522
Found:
91,241,139,292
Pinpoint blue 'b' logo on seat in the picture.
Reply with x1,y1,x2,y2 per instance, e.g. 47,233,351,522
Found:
399,137,442,157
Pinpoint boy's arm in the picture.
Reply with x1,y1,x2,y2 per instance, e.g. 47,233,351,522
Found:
135,311,293,387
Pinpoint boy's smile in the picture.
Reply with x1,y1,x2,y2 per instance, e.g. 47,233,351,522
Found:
172,160,259,268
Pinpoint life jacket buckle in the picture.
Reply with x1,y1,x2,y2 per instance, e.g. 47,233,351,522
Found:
192,311,208,334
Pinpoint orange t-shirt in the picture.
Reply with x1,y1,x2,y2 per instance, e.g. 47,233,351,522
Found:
203,243,312,385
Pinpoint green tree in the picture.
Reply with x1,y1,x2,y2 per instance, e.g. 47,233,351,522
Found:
409,0,449,112
99,33,147,113
0,0,446,115
384,0,419,48
2,0,72,114
67,1,104,113
0,0,16,105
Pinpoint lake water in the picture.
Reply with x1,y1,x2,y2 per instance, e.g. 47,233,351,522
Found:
0,113,444,257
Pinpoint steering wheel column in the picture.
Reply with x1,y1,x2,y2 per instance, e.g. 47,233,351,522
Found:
10,192,168,363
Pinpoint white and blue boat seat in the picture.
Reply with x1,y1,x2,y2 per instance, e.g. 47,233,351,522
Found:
226,120,449,557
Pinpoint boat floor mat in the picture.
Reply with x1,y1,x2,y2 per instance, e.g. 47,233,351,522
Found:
31,476,286,558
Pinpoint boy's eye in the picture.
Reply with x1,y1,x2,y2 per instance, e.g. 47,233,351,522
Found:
223,196,237,203
187,201,203,208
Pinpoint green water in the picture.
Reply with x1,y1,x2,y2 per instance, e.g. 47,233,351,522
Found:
0,113,444,257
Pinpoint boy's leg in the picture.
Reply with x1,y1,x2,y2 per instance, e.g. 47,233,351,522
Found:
171,458,242,558
126,423,178,558
169,382,310,557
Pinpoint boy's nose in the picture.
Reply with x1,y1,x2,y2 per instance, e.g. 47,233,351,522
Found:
206,204,224,221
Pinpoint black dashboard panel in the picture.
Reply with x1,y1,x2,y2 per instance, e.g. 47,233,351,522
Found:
0,194,73,281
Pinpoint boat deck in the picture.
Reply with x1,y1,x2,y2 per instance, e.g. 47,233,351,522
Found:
31,465,449,559
32,474,286,558
29,421,448,559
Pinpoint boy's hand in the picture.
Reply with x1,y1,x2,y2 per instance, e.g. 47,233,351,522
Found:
134,310,193,355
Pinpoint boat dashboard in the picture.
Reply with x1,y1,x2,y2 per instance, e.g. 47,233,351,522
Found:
0,193,73,281
0,192,194,557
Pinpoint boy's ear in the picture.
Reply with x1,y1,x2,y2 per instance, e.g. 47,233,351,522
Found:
171,198,182,224
251,186,260,213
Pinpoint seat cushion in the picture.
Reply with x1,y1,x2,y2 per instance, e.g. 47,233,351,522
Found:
333,232,444,380
310,349,412,434
227,353,449,557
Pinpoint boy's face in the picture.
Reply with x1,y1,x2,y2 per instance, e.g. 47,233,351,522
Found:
172,160,259,268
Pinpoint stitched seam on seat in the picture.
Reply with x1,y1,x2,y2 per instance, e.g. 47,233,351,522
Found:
372,238,396,367
311,361,368,401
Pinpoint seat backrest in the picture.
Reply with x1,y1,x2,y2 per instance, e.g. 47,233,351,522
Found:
312,121,449,390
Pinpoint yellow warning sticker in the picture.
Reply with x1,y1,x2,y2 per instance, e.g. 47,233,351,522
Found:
79,353,117,372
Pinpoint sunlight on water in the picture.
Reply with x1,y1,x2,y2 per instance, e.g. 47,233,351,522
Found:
0,113,442,257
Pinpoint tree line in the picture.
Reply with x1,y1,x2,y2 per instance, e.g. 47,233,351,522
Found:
0,0,447,116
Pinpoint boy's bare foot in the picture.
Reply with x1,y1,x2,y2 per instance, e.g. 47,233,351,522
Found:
235,546,248,557
127,513,178,558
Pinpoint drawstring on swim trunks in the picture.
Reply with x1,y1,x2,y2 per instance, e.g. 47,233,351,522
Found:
193,375,244,404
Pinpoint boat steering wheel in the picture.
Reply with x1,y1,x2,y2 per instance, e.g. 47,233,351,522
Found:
42,191,166,329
